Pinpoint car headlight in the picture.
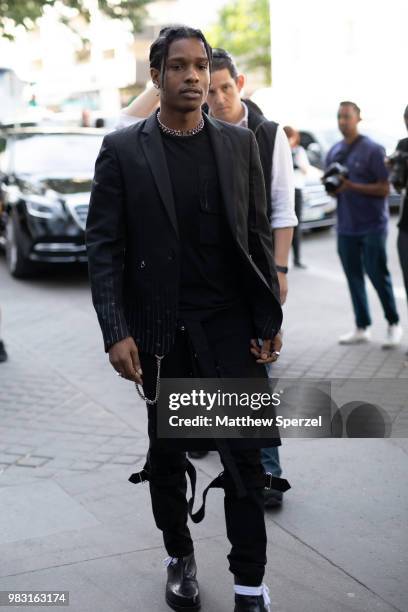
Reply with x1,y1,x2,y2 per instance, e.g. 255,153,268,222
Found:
25,196,64,219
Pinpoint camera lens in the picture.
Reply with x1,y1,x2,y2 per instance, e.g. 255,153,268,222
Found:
324,176,342,194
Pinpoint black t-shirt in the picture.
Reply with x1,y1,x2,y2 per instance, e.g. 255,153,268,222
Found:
160,124,241,314
396,137,408,232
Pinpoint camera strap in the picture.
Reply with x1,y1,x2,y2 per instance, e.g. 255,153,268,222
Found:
333,135,362,165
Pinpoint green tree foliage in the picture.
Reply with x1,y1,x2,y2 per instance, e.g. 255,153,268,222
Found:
0,0,154,40
206,0,271,84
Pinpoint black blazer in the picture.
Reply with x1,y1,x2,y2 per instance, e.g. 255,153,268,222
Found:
86,112,282,354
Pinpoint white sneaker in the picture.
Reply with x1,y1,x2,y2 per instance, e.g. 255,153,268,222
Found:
382,323,403,349
339,327,371,345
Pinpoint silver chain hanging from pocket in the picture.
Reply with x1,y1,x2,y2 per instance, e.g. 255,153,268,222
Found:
135,354,164,405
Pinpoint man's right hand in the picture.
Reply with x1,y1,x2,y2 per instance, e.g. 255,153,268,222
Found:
109,336,143,384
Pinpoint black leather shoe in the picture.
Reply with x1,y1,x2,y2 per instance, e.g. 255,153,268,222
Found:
234,593,270,611
0,341,8,363
263,488,283,508
165,553,200,611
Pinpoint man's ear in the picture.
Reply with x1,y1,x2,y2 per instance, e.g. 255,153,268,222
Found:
236,74,245,93
150,67,160,89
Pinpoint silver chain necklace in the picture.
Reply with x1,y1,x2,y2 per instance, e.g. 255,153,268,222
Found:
157,111,204,137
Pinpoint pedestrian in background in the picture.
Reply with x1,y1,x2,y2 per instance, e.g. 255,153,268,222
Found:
0,307,8,362
326,101,402,348
393,104,408,353
283,125,309,268
205,49,296,509
80,109,91,127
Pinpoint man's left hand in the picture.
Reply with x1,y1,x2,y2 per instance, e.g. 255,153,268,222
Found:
250,331,283,364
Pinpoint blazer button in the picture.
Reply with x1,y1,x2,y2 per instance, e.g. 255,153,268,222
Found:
140,260,146,269
168,249,175,261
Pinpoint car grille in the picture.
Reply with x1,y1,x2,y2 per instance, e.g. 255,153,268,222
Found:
72,204,89,230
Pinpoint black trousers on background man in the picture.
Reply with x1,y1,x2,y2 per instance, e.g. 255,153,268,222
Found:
397,229,408,308
292,188,303,265
139,302,274,586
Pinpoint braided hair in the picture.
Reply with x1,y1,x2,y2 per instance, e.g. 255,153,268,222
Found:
149,25,212,87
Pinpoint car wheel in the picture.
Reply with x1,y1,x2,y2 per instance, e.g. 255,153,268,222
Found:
5,212,33,278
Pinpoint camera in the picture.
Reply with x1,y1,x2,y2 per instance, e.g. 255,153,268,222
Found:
322,162,349,194
387,150,408,192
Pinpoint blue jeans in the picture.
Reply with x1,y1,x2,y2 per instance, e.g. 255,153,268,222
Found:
337,231,399,328
261,445,282,478
262,365,282,478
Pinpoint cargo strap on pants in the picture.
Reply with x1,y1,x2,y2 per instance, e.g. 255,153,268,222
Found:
128,458,290,524
129,316,290,522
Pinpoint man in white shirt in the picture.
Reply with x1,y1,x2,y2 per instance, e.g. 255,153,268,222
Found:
205,49,296,507
206,49,297,309
283,125,310,268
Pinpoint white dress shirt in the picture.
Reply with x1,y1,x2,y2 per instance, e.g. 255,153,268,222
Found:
236,102,297,229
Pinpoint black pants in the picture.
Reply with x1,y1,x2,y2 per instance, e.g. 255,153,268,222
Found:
147,445,266,586
139,304,271,585
292,188,303,264
397,229,408,308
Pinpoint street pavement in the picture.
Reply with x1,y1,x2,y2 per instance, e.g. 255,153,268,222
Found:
0,217,407,612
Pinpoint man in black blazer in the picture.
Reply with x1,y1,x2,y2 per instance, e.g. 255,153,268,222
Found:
86,25,284,612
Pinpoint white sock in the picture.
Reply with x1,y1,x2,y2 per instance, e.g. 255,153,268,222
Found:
164,556,178,567
234,583,271,608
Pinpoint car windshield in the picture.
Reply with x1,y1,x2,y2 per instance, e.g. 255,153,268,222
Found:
11,133,103,175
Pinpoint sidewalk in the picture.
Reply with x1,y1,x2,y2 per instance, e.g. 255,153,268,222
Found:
0,220,407,612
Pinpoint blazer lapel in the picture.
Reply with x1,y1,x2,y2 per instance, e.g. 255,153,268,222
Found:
205,114,237,238
141,113,179,238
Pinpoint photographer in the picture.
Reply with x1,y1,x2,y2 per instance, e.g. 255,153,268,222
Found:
393,105,408,351
325,101,402,348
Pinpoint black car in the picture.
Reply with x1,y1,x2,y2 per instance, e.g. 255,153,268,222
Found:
0,127,104,277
